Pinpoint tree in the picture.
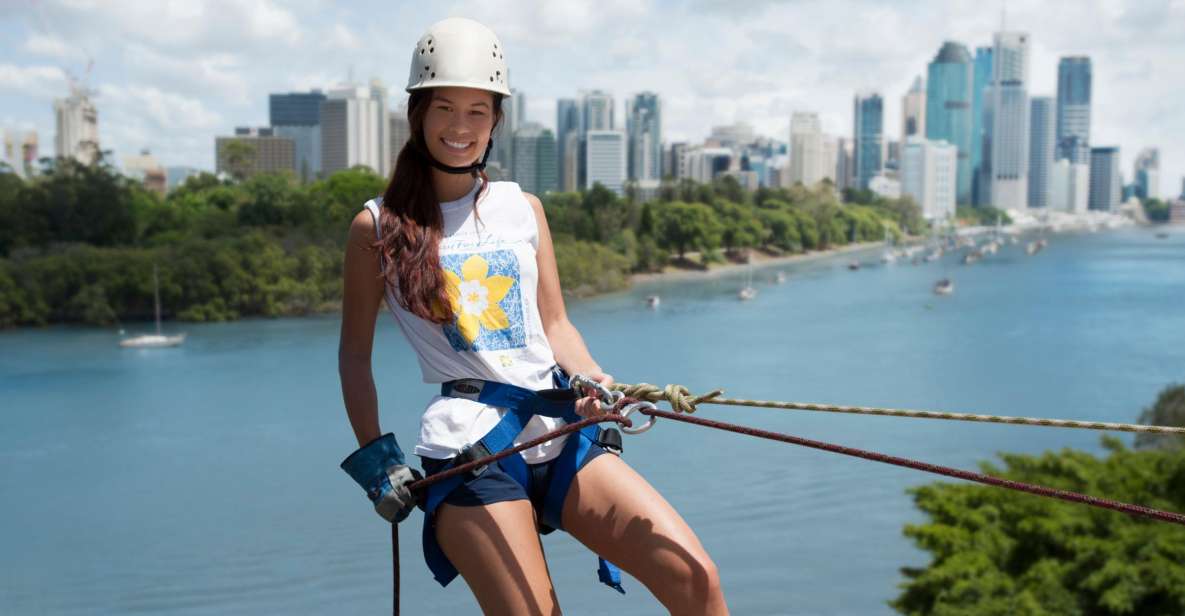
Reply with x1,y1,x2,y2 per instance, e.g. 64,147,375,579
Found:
223,140,256,182
1136,384,1185,451
894,387,1185,616
653,201,722,260
1143,199,1170,223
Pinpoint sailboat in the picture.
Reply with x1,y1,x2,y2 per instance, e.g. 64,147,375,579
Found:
120,265,186,348
737,256,757,301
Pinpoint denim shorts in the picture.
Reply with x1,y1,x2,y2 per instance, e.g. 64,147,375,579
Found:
420,443,608,530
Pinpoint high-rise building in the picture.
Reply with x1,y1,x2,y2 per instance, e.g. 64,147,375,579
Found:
584,130,626,195
54,87,100,165
491,89,522,175
835,137,854,191
1088,146,1120,211
511,123,558,196
269,90,325,182
926,42,973,204
902,76,926,139
989,31,1031,210
320,80,391,177
853,92,884,190
582,90,614,132
216,127,296,179
556,98,580,188
626,92,662,182
665,142,688,180
971,46,994,205
389,109,410,171
682,147,733,183
1056,57,1092,163
1133,147,1159,200
1028,97,1056,209
901,136,958,221
789,112,829,187
1048,158,1090,213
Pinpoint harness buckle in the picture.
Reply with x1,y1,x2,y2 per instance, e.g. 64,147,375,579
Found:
596,427,624,455
453,442,492,478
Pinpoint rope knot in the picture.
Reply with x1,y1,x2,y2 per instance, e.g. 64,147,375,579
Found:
611,382,723,414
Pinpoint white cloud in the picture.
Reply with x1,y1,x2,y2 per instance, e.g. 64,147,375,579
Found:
0,64,68,99
1,0,1181,194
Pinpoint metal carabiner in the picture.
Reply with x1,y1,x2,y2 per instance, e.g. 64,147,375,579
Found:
618,400,658,435
570,374,623,410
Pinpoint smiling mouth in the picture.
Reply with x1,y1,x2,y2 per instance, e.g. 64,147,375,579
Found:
441,138,474,153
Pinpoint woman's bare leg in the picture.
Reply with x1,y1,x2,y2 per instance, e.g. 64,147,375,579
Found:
435,499,560,616
562,454,729,615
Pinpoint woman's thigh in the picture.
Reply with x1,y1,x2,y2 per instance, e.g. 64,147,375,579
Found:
561,454,724,608
435,499,560,616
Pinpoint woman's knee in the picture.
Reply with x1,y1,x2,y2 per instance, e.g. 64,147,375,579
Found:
663,550,723,604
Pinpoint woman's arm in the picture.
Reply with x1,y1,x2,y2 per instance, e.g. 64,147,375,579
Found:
526,192,613,415
338,209,387,447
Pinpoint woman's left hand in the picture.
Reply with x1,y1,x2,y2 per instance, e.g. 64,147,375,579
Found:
575,372,615,418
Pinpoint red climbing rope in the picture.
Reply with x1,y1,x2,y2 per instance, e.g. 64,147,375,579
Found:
631,404,1185,525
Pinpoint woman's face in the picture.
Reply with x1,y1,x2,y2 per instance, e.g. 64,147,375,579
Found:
422,87,497,168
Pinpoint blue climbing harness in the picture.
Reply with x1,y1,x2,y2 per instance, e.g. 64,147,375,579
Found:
422,367,626,593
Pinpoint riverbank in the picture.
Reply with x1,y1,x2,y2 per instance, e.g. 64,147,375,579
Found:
630,241,884,286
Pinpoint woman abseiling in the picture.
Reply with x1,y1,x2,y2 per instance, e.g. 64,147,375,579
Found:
337,17,728,615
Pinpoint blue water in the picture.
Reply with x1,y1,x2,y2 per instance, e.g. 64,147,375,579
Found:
2,228,1183,615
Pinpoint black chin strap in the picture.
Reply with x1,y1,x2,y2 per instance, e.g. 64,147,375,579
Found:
416,140,494,175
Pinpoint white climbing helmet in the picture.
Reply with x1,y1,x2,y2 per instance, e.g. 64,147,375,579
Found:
406,17,511,98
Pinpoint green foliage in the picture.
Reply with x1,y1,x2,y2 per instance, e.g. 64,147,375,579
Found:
552,240,631,297
1136,384,1185,451
956,205,1013,227
1143,199,1170,223
1,162,922,327
893,437,1185,615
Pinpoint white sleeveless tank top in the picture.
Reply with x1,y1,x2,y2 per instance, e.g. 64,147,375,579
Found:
363,179,567,463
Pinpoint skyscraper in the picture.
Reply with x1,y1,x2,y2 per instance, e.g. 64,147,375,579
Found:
835,137,854,191
556,98,580,189
790,112,828,187
488,89,522,178
902,136,958,220
1133,147,1159,200
626,92,662,182
1028,97,1056,208
512,123,558,195
1088,146,1120,211
1056,57,1092,163
853,92,884,190
902,76,926,139
584,130,626,195
320,80,391,177
270,90,326,182
582,90,614,132
926,42,973,204
54,87,100,165
989,31,1030,209
971,46,994,205
389,110,410,171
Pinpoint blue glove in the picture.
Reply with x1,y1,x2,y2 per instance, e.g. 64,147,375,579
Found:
340,433,423,523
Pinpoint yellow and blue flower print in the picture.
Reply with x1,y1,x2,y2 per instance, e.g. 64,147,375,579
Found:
441,251,527,352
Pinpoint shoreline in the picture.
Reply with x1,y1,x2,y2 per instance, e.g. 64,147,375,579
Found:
628,241,885,286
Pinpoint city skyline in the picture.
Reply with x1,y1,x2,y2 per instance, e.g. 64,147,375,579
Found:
1,1,1182,197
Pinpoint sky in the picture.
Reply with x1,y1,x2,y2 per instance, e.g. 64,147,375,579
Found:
1,0,1182,197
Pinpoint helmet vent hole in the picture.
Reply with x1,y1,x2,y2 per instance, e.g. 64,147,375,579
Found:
430,72,435,78
420,49,424,54
429,47,434,53
489,76,494,82
492,52,496,58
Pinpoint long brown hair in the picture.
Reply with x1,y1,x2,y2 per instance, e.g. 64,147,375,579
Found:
376,89,503,323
